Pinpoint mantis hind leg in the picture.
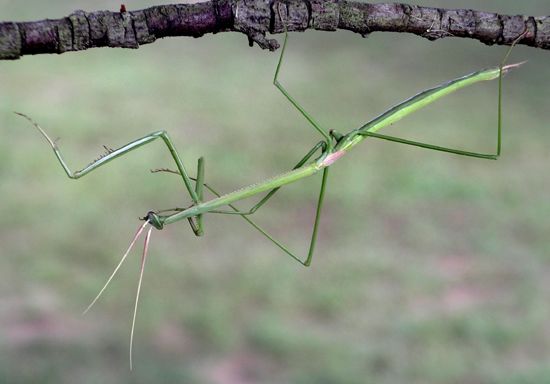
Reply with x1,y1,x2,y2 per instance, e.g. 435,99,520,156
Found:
16,113,203,233
359,130,501,160
359,63,504,159
356,29,527,160
358,63,505,159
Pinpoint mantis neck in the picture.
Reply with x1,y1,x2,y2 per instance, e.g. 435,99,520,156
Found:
161,160,325,226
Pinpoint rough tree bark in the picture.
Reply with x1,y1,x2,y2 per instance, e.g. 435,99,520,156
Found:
1,0,549,60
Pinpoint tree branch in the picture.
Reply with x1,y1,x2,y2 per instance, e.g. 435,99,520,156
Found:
1,0,548,60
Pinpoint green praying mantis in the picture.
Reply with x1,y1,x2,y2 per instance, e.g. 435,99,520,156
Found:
15,17,525,368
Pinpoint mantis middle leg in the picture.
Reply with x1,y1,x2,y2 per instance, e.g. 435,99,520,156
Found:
155,140,330,266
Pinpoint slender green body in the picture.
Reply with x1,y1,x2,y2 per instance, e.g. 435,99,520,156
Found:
17,50,520,259
17,23,524,368
156,64,511,229
341,66,506,152
162,159,323,225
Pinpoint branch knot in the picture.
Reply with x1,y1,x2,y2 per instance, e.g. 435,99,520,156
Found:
234,0,279,50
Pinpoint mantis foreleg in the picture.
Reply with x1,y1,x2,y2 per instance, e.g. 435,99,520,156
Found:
153,140,329,266
16,113,204,234
187,157,206,236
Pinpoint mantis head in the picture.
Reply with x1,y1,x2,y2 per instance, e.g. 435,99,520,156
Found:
142,211,164,230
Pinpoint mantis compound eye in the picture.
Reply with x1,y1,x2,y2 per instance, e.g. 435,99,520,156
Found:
143,211,164,230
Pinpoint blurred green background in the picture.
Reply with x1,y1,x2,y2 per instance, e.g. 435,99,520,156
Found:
1,1,549,383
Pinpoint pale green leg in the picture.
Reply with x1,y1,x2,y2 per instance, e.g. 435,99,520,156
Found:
16,113,204,233
202,167,329,267
357,61,505,159
154,141,329,266
210,141,326,215
355,28,526,159
273,20,332,148
359,130,500,159
187,157,205,236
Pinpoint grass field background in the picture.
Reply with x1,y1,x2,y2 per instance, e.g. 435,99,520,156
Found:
1,1,549,383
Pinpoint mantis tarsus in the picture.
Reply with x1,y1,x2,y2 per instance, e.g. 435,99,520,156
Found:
16,22,524,369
